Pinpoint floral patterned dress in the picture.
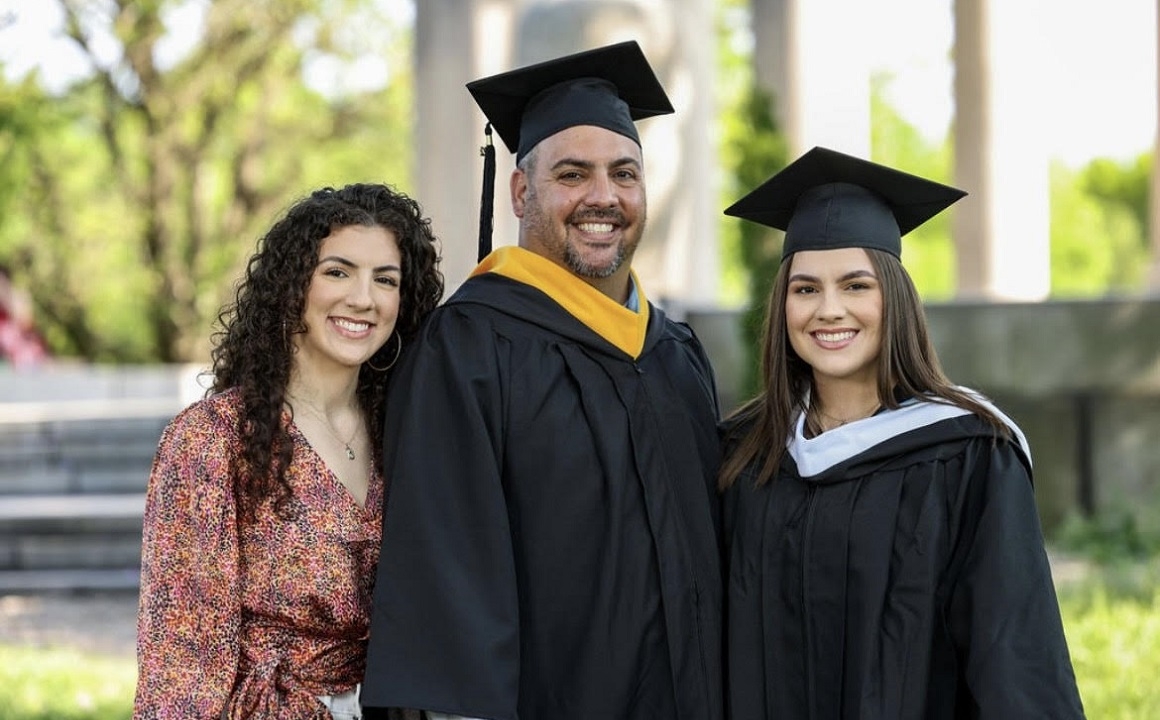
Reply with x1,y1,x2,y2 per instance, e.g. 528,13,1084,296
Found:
134,388,383,719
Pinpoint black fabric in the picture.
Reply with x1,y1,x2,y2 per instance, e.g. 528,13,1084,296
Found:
466,41,673,162
478,123,497,260
363,273,724,720
722,412,1086,720
723,146,966,259
784,182,905,258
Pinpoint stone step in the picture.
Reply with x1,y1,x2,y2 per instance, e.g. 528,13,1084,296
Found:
1,532,143,572
0,397,186,425
0,399,177,452
0,567,141,594
0,437,162,462
0,403,172,496
0,418,169,453
0,493,145,574
0,464,151,495
0,493,146,531
0,369,194,593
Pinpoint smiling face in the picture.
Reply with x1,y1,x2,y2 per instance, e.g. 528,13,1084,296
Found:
512,124,646,299
785,247,884,391
293,224,402,377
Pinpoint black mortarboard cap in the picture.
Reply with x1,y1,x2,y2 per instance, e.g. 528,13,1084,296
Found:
466,41,673,261
724,146,967,259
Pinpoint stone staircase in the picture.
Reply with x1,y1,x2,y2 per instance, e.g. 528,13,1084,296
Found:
0,388,190,594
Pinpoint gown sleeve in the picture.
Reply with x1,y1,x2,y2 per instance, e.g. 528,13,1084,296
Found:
946,440,1086,718
362,307,519,720
133,403,243,719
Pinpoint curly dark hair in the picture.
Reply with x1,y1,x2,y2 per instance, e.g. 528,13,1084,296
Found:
210,183,443,516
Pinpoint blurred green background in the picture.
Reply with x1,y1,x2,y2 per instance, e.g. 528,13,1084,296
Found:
1,0,1153,365
1,1,1157,717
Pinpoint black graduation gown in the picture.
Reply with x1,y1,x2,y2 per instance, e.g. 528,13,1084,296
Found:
723,400,1085,720
362,273,724,720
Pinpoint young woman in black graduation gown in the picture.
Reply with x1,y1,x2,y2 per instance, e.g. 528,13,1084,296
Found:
719,147,1085,719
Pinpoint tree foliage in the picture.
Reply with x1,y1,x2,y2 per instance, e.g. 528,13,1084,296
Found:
0,0,414,362
1080,154,1151,243
0,75,52,241
721,87,787,399
716,0,787,400
1050,156,1150,296
870,72,958,300
4,1,1154,362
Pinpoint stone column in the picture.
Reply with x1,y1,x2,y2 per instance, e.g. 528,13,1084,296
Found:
415,0,515,293
750,0,870,159
659,0,717,308
952,0,1050,300
512,0,717,307
751,0,797,150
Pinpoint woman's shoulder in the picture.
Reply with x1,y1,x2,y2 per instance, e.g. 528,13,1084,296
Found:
918,387,1032,466
157,388,244,456
145,390,247,504
168,387,240,429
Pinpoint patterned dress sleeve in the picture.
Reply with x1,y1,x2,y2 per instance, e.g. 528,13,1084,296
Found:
134,399,244,719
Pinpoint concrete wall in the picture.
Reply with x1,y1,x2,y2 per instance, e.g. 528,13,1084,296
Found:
687,296,1160,534
927,297,1160,533
5,297,1159,536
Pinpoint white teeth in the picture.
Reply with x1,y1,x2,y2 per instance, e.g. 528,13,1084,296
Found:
334,318,370,332
577,222,614,233
816,331,855,342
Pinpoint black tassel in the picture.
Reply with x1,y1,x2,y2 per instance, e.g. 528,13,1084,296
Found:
478,123,496,262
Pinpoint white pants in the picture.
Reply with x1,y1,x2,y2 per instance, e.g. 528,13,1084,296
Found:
317,683,362,720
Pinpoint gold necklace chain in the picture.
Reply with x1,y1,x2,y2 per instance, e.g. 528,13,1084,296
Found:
287,394,361,461
811,401,881,432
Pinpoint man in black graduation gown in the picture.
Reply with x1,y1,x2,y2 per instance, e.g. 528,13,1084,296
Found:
361,41,724,720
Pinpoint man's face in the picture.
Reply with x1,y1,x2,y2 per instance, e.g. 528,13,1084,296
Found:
512,125,646,286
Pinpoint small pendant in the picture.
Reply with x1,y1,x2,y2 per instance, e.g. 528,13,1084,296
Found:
344,445,356,461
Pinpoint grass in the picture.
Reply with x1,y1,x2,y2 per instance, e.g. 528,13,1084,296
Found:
1057,559,1160,719
1063,590,1160,719
2,554,1158,719
0,645,136,720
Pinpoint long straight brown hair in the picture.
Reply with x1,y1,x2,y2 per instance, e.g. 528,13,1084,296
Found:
718,248,1010,490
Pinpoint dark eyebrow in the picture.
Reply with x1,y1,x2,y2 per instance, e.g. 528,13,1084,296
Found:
788,269,876,283
319,256,402,274
549,156,642,172
609,157,642,170
550,158,593,171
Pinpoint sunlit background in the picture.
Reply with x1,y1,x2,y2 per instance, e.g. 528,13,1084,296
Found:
1,1,1159,717
5,1,1154,162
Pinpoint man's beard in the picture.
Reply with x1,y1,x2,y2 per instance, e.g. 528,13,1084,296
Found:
565,242,626,278
562,208,643,279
